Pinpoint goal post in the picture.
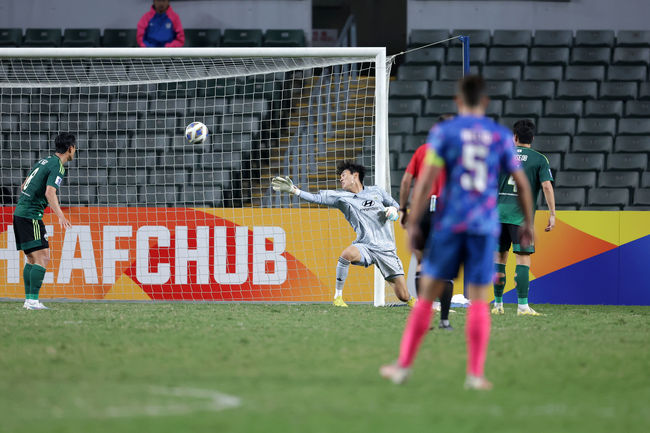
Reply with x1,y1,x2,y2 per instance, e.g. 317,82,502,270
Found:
0,47,394,306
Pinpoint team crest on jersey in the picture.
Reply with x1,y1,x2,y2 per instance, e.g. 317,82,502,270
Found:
55,176,62,186
362,200,374,207
40,159,48,165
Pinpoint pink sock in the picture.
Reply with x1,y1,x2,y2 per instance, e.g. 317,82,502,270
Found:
466,300,491,377
397,298,433,368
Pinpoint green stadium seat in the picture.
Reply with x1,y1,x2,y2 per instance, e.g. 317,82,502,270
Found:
571,47,611,65
102,29,137,47
504,99,543,118
409,30,450,47
482,65,521,81
515,81,556,99
486,100,503,117
554,188,586,207
484,81,513,99
607,65,647,81
587,188,628,207
555,171,596,188
607,153,648,170
397,66,437,81
388,99,421,117
634,189,650,206
612,47,650,65
598,171,639,188
424,99,456,116
617,118,650,135
415,117,438,134
616,31,650,47
584,100,623,118
23,28,61,47
564,153,605,171
264,30,305,47
0,28,22,46
222,29,263,47
389,81,428,98
640,83,650,100
388,117,414,134
576,118,616,136
599,82,637,100
523,66,563,81
643,173,650,188
533,30,573,47
533,135,571,153
498,117,522,129
557,81,598,100
404,47,445,65
545,100,583,117
404,135,427,152
575,30,615,47
615,136,650,152
488,47,528,65
625,101,650,117
184,29,221,47
446,46,487,65
565,65,605,81
529,47,570,65
429,81,457,98
438,65,480,81
62,28,100,47
388,135,404,152
450,29,491,47
538,117,576,135
492,30,532,47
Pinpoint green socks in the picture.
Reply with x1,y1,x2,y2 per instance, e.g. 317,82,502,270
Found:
23,263,34,300
30,264,47,300
493,263,506,304
515,264,530,305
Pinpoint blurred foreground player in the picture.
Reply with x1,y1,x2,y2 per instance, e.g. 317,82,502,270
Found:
380,76,534,389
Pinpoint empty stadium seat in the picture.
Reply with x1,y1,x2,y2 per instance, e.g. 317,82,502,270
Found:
554,188,586,207
584,100,623,118
545,100,583,117
138,185,177,206
537,117,575,135
486,100,503,117
403,135,427,152
640,83,650,100
515,81,556,99
0,28,22,46
264,30,306,47
488,47,528,65
598,171,639,188
397,153,412,170
498,117,521,129
108,168,147,186
415,117,438,134
555,171,596,188
482,65,521,81
607,153,648,171
572,136,613,152
62,28,100,47
634,189,650,206
588,188,629,207
409,29,450,47
23,28,61,47
616,31,650,47
404,47,445,65
565,65,606,81
61,186,96,206
438,65,480,80
504,99,543,118
533,135,571,153
529,47,570,65
485,81,513,99
523,66,563,81
625,101,650,117
571,47,611,65
575,30,615,47
397,66,437,81
102,29,137,47
599,82,638,99
184,29,221,47
576,118,616,136
389,81,428,98
556,81,598,99
446,46,487,65
222,29,263,47
450,30,491,47
612,47,650,65
607,65,647,81
533,30,573,47
564,153,605,171
643,173,650,188
424,99,456,116
492,30,532,47
617,117,650,134
429,81,457,98
388,117,414,134
389,99,421,116
614,136,650,152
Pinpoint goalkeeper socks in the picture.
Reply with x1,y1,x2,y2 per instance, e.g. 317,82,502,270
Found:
493,263,506,305
335,257,350,299
397,298,433,368
466,300,490,378
30,264,47,300
440,280,453,321
23,263,34,300
515,265,530,305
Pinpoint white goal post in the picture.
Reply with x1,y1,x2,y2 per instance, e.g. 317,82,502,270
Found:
0,47,395,306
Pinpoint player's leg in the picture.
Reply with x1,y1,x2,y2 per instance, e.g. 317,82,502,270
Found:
438,280,454,330
26,248,50,308
332,244,363,307
13,216,48,309
493,224,511,314
375,250,412,305
513,253,540,316
385,275,411,304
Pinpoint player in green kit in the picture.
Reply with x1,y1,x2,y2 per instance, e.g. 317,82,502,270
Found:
13,133,76,310
492,120,555,316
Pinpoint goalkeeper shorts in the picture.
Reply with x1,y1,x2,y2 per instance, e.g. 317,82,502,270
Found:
353,243,404,280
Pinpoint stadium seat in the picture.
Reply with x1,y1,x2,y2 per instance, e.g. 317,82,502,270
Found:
450,30,491,47
389,99,422,117
616,30,650,47
492,30,532,47
515,81,556,99
640,83,650,100
545,100,583,117
409,29,450,47
533,30,573,47
504,99,543,118
576,118,616,136
404,47,445,65
429,81,457,98
66,168,109,186
438,65,480,81
138,185,178,206
523,66,563,81
624,100,650,117
533,135,571,154
183,185,223,206
424,99,456,116
108,168,148,186
61,186,96,206
634,188,650,206
599,82,638,100
537,117,575,135
529,47,570,65
397,66,437,81
598,171,639,188
222,29,263,47
556,81,598,100
0,28,22,46
498,117,521,129
617,117,650,134
190,170,230,187
572,136,613,153
554,188,586,207
484,81,513,99
555,171,597,188
643,173,650,188
607,153,648,171
404,135,427,153
397,153,412,170
607,65,647,81
62,28,100,47
565,65,606,81
23,28,61,47
388,117,414,134
102,29,137,47
564,153,605,171
264,30,306,47
389,135,404,152
614,136,650,152
486,100,503,117
571,47,611,65
588,188,629,207
482,65,521,81
575,30,615,47
446,47,487,65
584,100,623,118
184,29,221,47
612,47,650,65
415,117,438,134
389,80,428,98
488,47,528,65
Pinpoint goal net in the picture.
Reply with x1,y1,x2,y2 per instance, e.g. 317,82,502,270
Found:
0,47,394,306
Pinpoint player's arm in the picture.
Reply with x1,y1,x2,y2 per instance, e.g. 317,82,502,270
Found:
378,187,400,222
44,186,71,229
541,180,556,232
511,170,534,247
271,176,332,206
398,171,414,228
407,150,442,252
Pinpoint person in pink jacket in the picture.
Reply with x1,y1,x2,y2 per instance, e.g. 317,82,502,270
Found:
137,0,185,47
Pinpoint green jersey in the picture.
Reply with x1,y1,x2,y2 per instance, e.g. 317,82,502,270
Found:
14,155,66,220
497,146,553,226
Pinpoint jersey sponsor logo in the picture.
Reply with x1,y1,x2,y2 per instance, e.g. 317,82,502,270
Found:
40,159,48,165
55,176,63,186
516,154,528,161
362,200,374,207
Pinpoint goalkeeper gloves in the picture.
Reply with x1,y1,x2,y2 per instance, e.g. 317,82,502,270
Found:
271,176,299,195
385,206,399,222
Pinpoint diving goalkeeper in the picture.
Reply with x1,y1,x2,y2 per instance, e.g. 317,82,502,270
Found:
272,161,415,307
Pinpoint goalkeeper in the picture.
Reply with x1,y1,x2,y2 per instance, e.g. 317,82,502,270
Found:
272,161,415,307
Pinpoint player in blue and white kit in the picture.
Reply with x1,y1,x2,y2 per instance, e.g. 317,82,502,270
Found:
272,161,414,307
381,76,535,389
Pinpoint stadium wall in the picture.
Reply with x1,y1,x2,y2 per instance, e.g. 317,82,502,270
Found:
1,209,648,305
0,0,311,40
407,0,649,32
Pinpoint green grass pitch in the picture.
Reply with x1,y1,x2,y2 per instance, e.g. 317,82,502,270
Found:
1,302,648,433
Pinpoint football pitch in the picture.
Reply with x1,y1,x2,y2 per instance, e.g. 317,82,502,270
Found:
1,302,648,433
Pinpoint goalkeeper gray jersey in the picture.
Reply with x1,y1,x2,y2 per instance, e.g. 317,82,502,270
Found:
299,185,399,251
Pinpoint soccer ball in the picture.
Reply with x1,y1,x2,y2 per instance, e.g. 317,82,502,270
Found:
185,122,208,144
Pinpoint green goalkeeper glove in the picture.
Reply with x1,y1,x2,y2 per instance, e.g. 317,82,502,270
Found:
271,176,299,195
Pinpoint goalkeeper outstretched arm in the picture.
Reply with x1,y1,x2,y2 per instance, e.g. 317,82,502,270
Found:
271,176,332,205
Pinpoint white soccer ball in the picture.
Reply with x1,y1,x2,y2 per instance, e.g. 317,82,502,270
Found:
185,122,208,144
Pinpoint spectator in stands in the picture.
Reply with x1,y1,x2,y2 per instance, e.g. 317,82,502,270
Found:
137,0,185,47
